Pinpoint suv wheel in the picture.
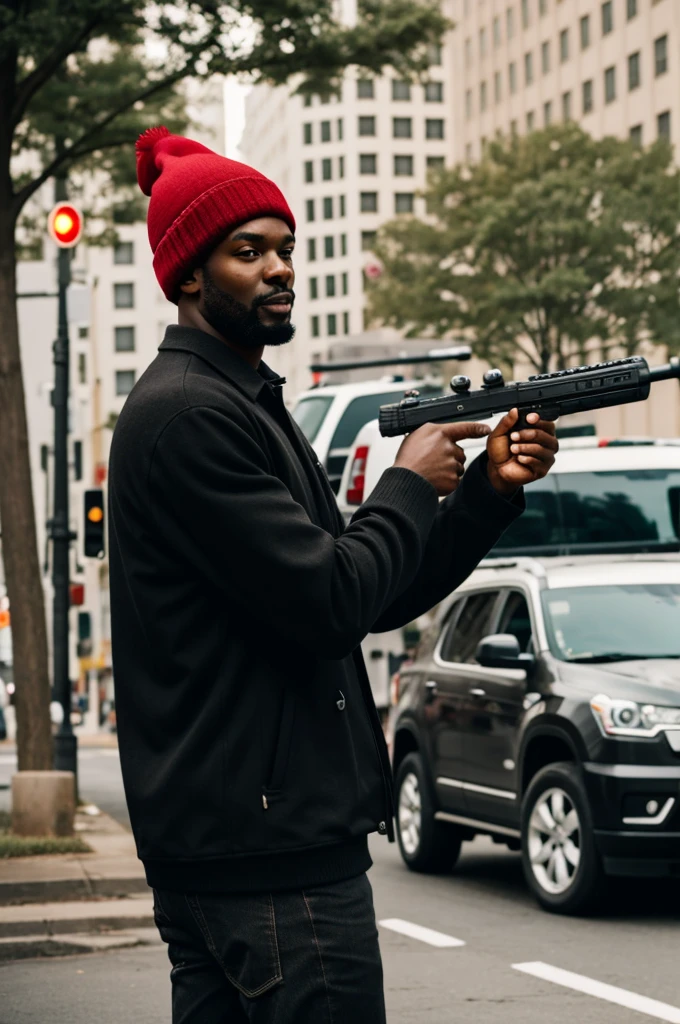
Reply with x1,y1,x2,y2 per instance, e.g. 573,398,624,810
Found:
395,752,462,874
521,762,603,915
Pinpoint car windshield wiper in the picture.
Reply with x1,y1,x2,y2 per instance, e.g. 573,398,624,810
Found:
567,652,680,663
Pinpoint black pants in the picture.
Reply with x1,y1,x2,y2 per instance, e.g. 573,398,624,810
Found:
153,873,387,1023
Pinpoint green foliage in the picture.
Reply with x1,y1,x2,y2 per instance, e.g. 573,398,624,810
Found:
367,125,680,373
0,812,91,857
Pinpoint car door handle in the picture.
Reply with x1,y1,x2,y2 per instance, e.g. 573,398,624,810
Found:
425,680,438,694
469,687,486,698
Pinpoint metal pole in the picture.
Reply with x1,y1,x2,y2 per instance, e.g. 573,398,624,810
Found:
51,171,77,781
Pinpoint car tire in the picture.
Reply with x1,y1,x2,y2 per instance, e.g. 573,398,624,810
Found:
521,761,604,915
395,752,462,874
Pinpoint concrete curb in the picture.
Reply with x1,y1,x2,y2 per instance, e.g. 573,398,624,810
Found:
0,895,154,939
0,875,150,907
0,927,161,962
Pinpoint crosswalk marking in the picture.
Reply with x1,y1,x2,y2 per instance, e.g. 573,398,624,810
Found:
514,962,680,1023
379,918,465,948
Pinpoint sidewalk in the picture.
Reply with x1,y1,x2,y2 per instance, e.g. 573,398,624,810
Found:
0,805,156,960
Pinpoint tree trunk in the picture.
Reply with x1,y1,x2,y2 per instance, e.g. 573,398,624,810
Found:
0,206,53,770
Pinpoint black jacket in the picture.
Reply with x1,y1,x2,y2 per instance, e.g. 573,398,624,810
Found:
108,326,523,893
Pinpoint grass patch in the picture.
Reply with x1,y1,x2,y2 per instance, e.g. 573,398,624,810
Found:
0,810,91,858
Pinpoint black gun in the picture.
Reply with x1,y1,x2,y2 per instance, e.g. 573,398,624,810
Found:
378,356,680,437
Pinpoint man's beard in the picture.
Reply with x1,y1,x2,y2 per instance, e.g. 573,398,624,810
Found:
200,265,296,350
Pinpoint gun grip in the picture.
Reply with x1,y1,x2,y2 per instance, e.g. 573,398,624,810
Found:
514,407,559,432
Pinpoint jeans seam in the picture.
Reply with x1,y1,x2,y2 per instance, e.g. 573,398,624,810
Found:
302,890,334,1024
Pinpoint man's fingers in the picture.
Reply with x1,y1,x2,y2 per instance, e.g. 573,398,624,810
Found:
514,454,547,474
510,443,557,462
509,429,559,451
489,408,519,437
439,420,493,442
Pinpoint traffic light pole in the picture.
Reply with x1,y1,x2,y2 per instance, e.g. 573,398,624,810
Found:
51,171,77,780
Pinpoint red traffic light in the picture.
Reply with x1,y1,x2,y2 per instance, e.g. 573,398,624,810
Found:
48,203,83,248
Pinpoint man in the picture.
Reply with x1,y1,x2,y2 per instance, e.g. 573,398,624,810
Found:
108,127,557,1023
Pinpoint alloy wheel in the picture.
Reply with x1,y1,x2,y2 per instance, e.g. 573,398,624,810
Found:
528,786,581,895
398,771,422,855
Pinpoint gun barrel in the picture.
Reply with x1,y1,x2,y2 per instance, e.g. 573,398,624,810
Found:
648,358,680,384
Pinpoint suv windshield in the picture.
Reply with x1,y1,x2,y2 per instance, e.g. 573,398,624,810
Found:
291,395,334,443
542,583,680,662
495,469,680,553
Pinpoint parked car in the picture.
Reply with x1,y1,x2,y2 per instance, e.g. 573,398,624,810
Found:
389,553,680,914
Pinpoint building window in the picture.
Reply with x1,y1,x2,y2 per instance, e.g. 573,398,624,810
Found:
493,15,501,46
393,117,412,138
340,233,347,256
480,81,488,112
392,80,411,101
311,315,320,338
465,37,472,67
544,100,552,125
309,277,318,300
341,272,349,296
324,236,335,258
113,241,133,265
360,192,378,213
322,157,332,181
628,51,641,91
526,110,535,131
115,370,136,396
539,0,547,13
394,154,414,176
428,43,442,65
337,118,344,141
560,28,569,63
339,195,346,218
327,313,337,336
78,325,89,338
602,1,613,35
78,353,87,384
358,116,376,136
360,153,377,174
506,6,515,39
582,79,594,114
306,199,315,222
580,14,590,49
509,62,517,94
424,81,443,102
323,197,333,220
426,119,445,139
510,119,518,135
357,78,374,99
321,120,331,142
304,160,314,183
627,0,637,18
604,65,616,103
658,111,671,140
522,0,530,29
113,283,134,309
325,274,336,298
494,70,502,103
562,90,572,121
655,35,668,77
343,312,350,335
466,89,473,120
303,94,312,107
479,26,487,58
395,193,415,214
303,123,312,144
426,156,445,171
114,326,135,352
361,230,377,251
630,124,643,146
307,238,317,262
524,51,534,85
541,41,550,74
338,155,345,179
465,143,473,162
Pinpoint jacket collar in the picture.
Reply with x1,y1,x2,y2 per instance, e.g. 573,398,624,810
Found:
159,325,285,401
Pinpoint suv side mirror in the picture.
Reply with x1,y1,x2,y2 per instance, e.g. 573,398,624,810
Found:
476,633,535,672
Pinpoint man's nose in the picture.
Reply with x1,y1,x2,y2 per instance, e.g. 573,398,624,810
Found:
263,254,293,285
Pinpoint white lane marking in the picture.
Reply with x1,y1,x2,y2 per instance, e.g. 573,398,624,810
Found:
514,962,680,1023
379,919,465,948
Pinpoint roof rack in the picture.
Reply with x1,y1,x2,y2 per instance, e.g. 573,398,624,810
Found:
309,346,472,373
478,556,548,576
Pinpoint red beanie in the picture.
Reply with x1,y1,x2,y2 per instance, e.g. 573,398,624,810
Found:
136,126,296,302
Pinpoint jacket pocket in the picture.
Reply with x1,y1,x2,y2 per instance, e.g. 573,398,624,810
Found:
262,690,297,808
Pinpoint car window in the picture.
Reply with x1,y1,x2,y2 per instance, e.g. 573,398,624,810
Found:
493,476,559,550
329,387,440,451
439,592,498,664
291,395,334,443
497,591,533,653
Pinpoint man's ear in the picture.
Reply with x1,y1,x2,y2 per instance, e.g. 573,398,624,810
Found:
179,268,202,296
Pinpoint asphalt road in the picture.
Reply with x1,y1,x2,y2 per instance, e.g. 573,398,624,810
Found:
1,747,680,1024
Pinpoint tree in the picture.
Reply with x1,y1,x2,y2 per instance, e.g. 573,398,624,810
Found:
0,0,449,771
367,124,680,376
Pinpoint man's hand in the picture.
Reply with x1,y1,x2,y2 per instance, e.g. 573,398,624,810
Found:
394,421,492,497
486,409,558,496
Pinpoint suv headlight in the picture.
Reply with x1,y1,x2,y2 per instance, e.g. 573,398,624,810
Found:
590,694,680,737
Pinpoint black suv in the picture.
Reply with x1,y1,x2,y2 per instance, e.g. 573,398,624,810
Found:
390,554,680,914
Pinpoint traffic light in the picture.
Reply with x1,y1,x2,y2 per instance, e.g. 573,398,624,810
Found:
48,203,83,248
84,489,105,558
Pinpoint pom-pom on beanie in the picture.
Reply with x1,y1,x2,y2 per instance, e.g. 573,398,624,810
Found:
136,126,296,303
